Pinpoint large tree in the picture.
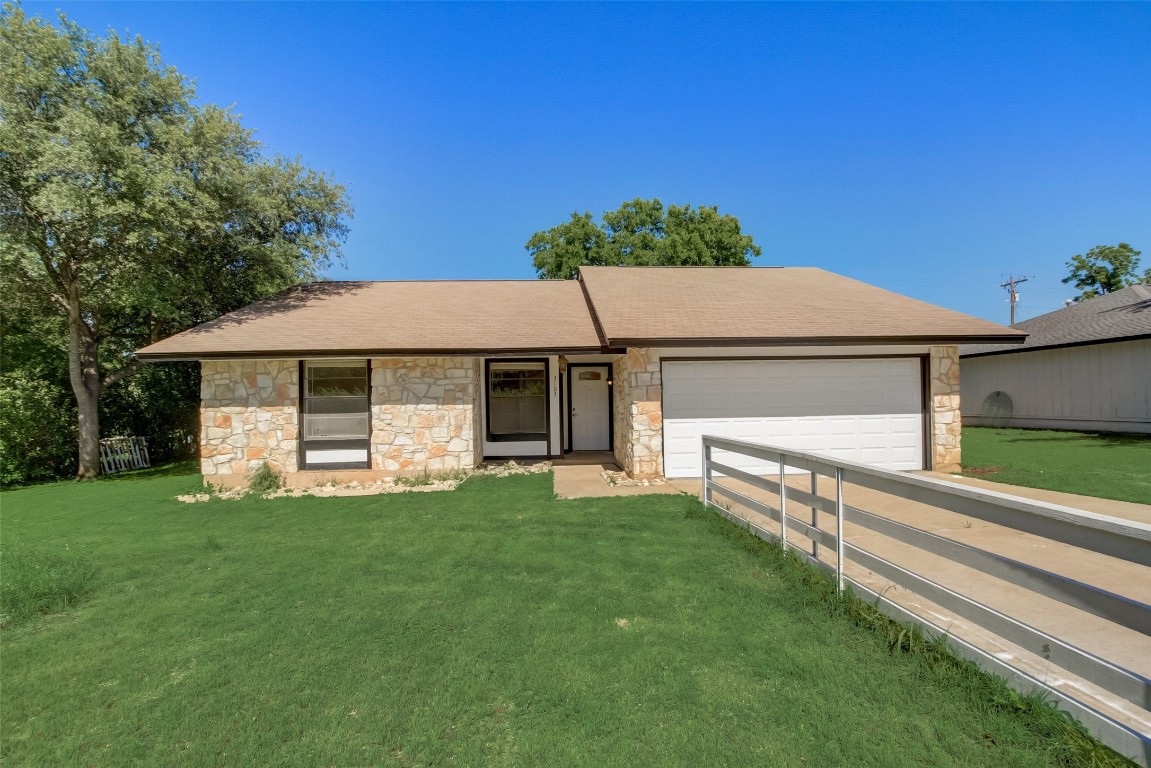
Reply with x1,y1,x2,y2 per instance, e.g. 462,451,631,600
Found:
0,5,352,478
1062,243,1148,302
527,197,762,279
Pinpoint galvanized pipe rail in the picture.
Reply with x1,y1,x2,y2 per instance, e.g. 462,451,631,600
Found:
701,435,1151,766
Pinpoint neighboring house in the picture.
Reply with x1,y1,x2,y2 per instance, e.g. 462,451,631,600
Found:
136,267,1024,486
961,284,1151,434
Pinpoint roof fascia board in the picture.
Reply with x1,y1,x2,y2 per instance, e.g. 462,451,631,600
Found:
607,335,1029,348
961,333,1151,359
138,345,616,363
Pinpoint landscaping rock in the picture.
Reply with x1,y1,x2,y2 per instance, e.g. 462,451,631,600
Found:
175,460,553,502
600,468,666,487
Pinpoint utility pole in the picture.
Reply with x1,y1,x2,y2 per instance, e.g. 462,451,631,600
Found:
1000,275,1029,326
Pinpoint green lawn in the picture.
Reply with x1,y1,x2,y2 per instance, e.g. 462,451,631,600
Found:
0,469,1114,766
961,427,1151,504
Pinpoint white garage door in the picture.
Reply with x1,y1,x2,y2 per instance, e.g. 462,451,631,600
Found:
662,358,925,478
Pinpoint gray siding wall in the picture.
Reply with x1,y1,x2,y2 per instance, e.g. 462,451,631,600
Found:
961,338,1151,433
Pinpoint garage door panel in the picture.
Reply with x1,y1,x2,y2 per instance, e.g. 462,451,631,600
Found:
827,417,858,436
795,420,828,440
662,359,924,478
669,396,922,422
890,446,922,465
858,416,890,436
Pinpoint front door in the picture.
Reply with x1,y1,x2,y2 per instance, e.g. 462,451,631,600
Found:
570,366,611,451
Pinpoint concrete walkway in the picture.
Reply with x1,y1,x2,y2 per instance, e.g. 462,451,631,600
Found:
552,460,697,498
919,471,1151,524
552,461,1151,748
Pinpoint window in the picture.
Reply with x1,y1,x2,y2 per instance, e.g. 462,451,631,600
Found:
487,360,547,441
302,361,370,469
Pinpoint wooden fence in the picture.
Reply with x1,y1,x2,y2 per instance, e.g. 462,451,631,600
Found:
99,436,151,475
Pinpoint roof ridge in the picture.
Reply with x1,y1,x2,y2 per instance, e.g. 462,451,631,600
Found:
302,278,573,285
1013,283,1149,327
580,265,796,270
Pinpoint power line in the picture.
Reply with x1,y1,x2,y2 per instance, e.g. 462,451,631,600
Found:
1000,275,1030,326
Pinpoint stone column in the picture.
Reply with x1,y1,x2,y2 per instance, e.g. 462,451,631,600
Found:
613,348,664,479
929,346,962,472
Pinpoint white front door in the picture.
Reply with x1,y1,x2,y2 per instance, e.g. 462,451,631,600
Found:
570,366,611,451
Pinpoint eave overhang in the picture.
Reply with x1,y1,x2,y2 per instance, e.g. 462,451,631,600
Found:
960,332,1149,360
137,345,618,363
606,334,1030,348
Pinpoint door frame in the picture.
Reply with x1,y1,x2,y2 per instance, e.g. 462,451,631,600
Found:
565,363,614,453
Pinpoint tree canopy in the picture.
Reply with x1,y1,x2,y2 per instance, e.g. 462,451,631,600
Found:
1062,243,1148,302
0,4,352,478
526,198,762,280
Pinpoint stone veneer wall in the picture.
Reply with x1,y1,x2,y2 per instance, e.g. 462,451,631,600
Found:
200,360,299,478
613,348,664,479
929,345,962,473
370,357,479,474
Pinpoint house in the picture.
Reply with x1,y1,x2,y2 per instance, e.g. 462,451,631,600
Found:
960,284,1151,434
136,266,1025,486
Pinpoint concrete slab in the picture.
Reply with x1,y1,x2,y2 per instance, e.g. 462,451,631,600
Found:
552,463,687,499
552,451,617,467
921,472,1151,525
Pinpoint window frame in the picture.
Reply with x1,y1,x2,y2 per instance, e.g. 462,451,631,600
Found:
299,359,371,470
484,358,551,444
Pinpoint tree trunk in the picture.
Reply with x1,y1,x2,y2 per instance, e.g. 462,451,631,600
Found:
67,297,103,479
75,373,101,479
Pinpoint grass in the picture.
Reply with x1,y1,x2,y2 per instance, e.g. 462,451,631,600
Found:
0,541,98,627
961,427,1151,504
0,467,1130,766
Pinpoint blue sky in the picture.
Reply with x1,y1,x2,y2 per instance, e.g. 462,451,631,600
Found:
28,2,1151,324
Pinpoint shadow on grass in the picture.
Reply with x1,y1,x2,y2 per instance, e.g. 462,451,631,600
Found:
96,459,199,481
985,429,1151,448
1,459,199,493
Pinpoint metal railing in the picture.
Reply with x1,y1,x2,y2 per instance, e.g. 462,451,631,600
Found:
98,436,151,475
701,435,1151,766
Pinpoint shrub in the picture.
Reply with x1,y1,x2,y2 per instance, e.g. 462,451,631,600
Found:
0,370,77,485
0,541,98,627
247,462,284,493
98,361,200,465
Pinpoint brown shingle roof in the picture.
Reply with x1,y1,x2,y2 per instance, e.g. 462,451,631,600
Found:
961,284,1151,358
577,266,1026,346
136,280,604,360
137,267,1025,360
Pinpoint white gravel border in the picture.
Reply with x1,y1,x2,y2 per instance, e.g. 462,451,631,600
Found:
176,460,552,503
